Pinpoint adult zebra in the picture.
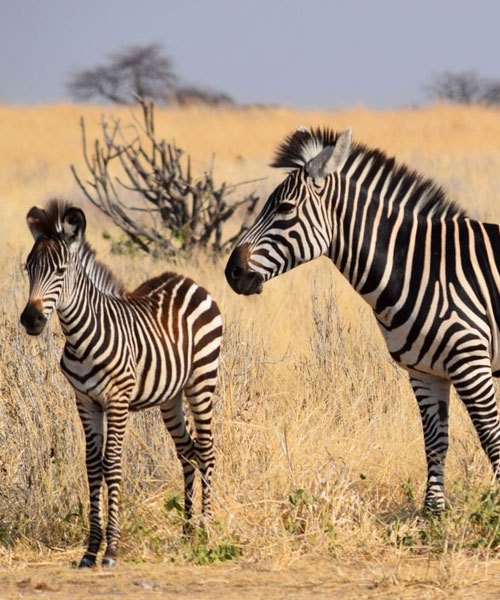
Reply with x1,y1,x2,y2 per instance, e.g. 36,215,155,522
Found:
226,126,500,513
20,200,222,567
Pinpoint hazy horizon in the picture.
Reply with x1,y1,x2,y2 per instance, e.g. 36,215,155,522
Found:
2,0,500,109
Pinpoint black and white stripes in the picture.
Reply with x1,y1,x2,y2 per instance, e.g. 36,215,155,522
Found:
226,126,500,512
20,200,222,567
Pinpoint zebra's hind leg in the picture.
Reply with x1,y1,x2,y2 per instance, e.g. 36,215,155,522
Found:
101,400,129,567
450,365,500,484
160,392,197,533
410,375,451,514
184,374,217,522
76,398,105,568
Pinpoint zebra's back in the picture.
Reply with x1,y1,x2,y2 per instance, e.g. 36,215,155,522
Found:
125,271,222,410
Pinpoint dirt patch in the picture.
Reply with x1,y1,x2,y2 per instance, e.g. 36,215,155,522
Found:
1,555,500,600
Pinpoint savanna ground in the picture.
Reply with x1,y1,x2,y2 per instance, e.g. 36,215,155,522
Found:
2,103,500,598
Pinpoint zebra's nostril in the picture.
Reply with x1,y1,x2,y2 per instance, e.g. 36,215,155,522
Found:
231,266,243,279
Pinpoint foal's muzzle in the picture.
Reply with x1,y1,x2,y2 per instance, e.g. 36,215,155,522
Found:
20,303,47,335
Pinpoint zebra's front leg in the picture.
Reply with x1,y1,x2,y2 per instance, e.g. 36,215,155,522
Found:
76,398,105,569
451,366,500,481
160,393,197,533
410,375,451,513
102,400,129,567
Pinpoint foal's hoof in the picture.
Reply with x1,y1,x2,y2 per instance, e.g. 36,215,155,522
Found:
102,557,117,568
78,556,96,569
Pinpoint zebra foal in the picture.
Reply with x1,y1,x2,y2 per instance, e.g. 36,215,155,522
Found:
20,200,222,567
226,126,500,513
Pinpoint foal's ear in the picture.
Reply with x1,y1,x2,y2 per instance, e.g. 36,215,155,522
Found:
26,206,47,240
62,207,86,244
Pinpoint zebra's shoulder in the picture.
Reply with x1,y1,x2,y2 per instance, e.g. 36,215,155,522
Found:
127,271,221,324
127,271,184,298
127,271,213,302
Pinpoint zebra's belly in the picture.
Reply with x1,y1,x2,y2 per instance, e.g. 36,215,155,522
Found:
127,371,188,411
380,314,500,379
61,353,189,410
380,318,475,379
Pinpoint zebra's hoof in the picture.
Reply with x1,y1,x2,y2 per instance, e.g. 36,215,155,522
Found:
78,556,96,569
182,522,194,538
102,557,117,568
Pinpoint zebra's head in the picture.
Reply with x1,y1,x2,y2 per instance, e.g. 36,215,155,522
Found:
20,202,86,335
225,126,352,295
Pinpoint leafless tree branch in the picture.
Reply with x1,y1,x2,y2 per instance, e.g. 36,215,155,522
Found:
71,97,260,256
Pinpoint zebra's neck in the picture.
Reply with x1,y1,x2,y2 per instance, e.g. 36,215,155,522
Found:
327,154,465,318
57,244,127,345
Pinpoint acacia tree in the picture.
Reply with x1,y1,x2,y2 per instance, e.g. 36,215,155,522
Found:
67,43,178,104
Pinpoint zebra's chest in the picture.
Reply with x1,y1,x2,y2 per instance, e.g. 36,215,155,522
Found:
60,346,136,405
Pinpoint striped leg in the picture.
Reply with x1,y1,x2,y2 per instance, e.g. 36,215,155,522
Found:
410,375,451,513
77,399,105,568
160,392,197,531
450,363,500,482
102,401,129,566
185,376,216,520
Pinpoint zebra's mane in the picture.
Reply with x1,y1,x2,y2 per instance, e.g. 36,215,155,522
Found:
272,127,466,220
36,199,126,297
78,242,126,297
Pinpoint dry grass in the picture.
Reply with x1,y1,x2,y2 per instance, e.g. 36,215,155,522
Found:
2,102,500,586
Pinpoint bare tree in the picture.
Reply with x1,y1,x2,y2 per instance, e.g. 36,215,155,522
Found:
170,86,235,107
71,97,260,256
424,70,485,104
67,44,178,104
480,82,500,105
424,69,500,106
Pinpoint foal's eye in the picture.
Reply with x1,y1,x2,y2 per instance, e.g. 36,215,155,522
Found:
56,267,65,275
276,202,295,214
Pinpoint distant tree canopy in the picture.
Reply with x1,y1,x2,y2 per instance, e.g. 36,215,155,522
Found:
67,43,234,107
169,86,234,107
425,70,500,105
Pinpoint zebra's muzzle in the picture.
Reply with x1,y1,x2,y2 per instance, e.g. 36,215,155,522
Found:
225,244,264,295
20,303,47,335
225,264,264,295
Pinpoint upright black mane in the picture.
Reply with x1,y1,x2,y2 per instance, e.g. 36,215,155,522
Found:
271,127,466,220
31,198,73,238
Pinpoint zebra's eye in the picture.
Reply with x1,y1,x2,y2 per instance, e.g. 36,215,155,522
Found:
56,267,66,276
276,202,295,214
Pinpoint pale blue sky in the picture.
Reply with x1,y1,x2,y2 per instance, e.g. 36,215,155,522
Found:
1,0,499,108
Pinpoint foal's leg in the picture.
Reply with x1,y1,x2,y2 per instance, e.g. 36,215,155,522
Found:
102,400,129,566
184,375,217,520
410,375,451,512
160,392,197,531
76,398,105,569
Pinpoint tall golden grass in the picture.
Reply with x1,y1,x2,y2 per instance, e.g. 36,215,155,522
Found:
2,102,500,568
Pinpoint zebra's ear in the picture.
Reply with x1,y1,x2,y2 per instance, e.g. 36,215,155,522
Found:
62,207,86,245
306,127,352,180
27,206,47,240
